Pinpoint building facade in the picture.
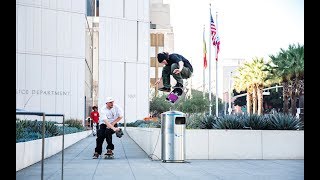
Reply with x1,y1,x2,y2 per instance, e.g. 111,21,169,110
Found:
97,0,150,123
16,0,150,124
16,0,87,122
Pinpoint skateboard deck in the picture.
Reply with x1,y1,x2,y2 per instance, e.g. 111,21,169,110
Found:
166,87,184,103
104,154,114,159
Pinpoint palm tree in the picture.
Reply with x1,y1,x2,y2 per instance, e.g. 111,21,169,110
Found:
234,58,270,115
234,66,253,114
267,43,304,115
286,44,304,116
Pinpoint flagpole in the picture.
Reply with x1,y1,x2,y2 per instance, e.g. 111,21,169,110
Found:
203,25,206,99
208,4,212,116
215,11,219,117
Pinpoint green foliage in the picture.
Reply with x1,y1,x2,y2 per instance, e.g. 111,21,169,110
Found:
177,91,209,113
16,118,86,143
125,120,148,127
213,115,243,129
263,85,283,112
149,89,224,116
242,114,269,130
266,113,304,130
233,89,246,107
60,127,83,134
149,94,171,116
122,112,304,131
186,113,204,129
199,115,216,129
16,118,25,140
124,119,161,128
65,119,86,130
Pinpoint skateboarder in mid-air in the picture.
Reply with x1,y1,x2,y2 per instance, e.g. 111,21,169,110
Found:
154,52,193,92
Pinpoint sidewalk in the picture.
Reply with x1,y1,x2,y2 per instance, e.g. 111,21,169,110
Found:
16,131,304,180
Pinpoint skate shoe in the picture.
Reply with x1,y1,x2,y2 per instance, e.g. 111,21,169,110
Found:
92,152,99,159
104,149,113,155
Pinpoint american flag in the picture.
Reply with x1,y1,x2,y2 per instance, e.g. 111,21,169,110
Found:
210,11,220,61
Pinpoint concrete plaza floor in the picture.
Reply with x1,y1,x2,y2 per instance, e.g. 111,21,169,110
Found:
16,131,304,180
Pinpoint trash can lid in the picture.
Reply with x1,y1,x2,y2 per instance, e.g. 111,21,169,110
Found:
161,111,185,116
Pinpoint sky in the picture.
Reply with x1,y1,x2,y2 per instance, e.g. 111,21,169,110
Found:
163,0,304,91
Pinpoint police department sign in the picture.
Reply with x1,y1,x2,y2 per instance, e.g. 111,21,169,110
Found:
16,89,71,96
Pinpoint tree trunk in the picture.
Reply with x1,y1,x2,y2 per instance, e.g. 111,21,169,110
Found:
257,85,263,115
290,78,298,116
291,94,297,116
252,85,257,114
247,89,252,115
282,81,289,114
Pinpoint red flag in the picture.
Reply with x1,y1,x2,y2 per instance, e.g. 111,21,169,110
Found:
210,11,220,61
203,27,207,69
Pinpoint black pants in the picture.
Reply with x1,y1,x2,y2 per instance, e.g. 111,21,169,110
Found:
94,124,117,155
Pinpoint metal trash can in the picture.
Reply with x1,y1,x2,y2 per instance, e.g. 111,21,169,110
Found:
161,111,186,162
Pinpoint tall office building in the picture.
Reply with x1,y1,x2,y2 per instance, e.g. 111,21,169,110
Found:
98,0,150,123
16,0,87,122
16,0,150,124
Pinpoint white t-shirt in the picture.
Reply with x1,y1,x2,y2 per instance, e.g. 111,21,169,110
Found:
99,104,123,125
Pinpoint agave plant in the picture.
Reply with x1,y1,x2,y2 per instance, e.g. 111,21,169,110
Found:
65,119,86,130
213,115,243,129
199,115,216,129
266,112,304,130
186,113,204,129
241,114,269,130
45,121,61,136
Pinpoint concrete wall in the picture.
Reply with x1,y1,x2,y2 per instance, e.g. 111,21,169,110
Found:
16,130,92,171
98,0,150,123
16,0,86,121
125,127,304,160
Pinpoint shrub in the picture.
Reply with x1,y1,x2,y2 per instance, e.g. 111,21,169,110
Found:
16,118,86,143
150,95,171,116
65,119,86,130
199,115,216,129
266,113,304,130
242,114,269,130
118,112,304,130
213,115,243,129
177,93,209,114
186,113,204,129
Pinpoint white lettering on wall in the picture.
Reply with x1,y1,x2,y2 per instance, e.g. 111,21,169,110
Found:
16,89,71,96
128,94,136,98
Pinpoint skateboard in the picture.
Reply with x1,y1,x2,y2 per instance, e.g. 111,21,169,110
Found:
166,87,184,103
104,153,114,159
92,122,97,136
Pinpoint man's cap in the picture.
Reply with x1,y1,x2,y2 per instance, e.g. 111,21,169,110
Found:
157,52,167,63
106,97,114,103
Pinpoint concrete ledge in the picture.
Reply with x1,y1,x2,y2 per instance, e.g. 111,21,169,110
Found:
125,127,304,160
16,130,92,171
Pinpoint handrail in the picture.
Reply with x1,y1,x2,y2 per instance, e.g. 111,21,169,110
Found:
16,110,65,180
